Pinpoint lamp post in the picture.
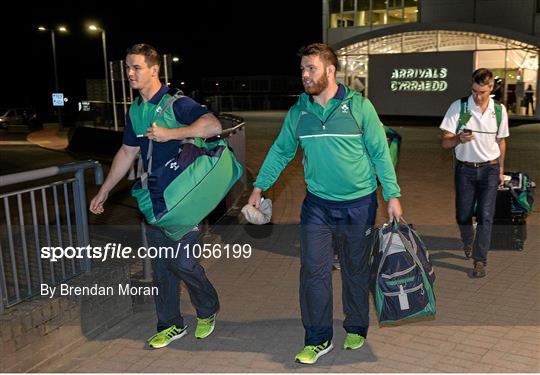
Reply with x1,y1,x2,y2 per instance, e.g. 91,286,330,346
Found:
88,25,109,103
38,25,67,128
172,56,181,88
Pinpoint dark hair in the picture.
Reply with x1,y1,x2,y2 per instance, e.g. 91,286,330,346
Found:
472,68,494,86
126,43,161,67
298,43,338,73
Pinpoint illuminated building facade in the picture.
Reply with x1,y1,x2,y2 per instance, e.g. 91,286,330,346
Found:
323,0,540,118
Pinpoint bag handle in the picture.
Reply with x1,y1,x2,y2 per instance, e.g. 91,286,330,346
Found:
140,89,184,189
376,218,425,278
146,89,185,175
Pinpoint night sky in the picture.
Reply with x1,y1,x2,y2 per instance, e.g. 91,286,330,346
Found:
3,1,322,112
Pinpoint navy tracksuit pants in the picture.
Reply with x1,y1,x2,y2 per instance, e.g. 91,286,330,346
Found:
146,226,220,332
300,191,377,346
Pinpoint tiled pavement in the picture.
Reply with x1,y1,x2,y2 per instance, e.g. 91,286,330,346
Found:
30,113,540,372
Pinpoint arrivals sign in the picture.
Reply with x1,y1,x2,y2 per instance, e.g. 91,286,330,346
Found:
390,68,448,92
368,51,473,116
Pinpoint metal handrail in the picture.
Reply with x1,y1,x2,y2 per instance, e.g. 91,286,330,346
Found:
0,160,103,312
0,160,103,187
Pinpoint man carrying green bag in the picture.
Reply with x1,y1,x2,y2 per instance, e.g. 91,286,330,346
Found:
90,44,222,348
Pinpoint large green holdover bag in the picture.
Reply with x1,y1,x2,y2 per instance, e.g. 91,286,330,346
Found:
131,93,243,241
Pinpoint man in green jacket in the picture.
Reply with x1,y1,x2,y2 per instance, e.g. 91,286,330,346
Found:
248,43,402,364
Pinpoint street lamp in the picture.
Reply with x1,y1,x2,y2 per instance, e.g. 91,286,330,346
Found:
88,24,109,103
38,25,67,93
38,25,67,128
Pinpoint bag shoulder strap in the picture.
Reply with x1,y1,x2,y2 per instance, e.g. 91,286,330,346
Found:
457,97,502,134
349,93,364,134
351,95,379,170
494,102,502,132
142,88,185,185
456,96,469,133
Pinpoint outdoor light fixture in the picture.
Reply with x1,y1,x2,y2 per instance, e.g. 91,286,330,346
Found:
87,23,109,102
37,24,68,128
36,25,68,92
172,57,180,63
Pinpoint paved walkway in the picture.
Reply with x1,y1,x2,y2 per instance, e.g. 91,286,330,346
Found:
26,124,69,151
31,113,540,372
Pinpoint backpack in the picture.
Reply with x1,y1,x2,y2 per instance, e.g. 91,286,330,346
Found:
370,220,436,326
349,95,401,168
131,90,244,241
456,96,502,134
383,126,401,168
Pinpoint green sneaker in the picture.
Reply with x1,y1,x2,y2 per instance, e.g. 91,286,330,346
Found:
294,341,333,364
195,313,216,339
343,333,365,350
147,325,187,349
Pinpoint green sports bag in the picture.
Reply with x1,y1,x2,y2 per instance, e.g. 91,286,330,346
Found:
131,92,244,241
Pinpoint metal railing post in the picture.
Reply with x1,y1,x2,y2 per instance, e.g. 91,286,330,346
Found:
140,220,152,281
0,251,5,313
73,169,91,272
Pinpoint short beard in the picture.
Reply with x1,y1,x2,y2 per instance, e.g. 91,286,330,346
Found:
304,73,329,95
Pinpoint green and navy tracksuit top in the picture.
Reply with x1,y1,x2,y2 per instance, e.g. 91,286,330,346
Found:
123,85,210,171
254,84,400,201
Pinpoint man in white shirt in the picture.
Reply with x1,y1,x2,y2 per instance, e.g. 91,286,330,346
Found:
440,68,509,277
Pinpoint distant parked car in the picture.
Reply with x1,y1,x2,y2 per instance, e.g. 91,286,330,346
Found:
0,108,41,130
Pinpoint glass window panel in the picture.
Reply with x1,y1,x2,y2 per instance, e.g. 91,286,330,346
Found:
340,42,369,55
438,31,475,51
354,0,370,26
372,0,387,25
357,0,369,10
343,0,354,11
475,50,506,70
370,35,402,53
404,0,418,22
506,49,528,69
521,54,537,116
338,17,355,27
329,0,342,28
387,7,403,24
330,0,341,12
355,10,369,26
341,0,355,27
477,34,507,50
475,50,511,111
402,32,437,52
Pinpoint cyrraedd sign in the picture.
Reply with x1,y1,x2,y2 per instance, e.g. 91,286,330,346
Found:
368,51,473,116
390,68,448,92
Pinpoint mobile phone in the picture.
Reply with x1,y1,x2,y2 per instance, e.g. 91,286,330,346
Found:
462,129,472,135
